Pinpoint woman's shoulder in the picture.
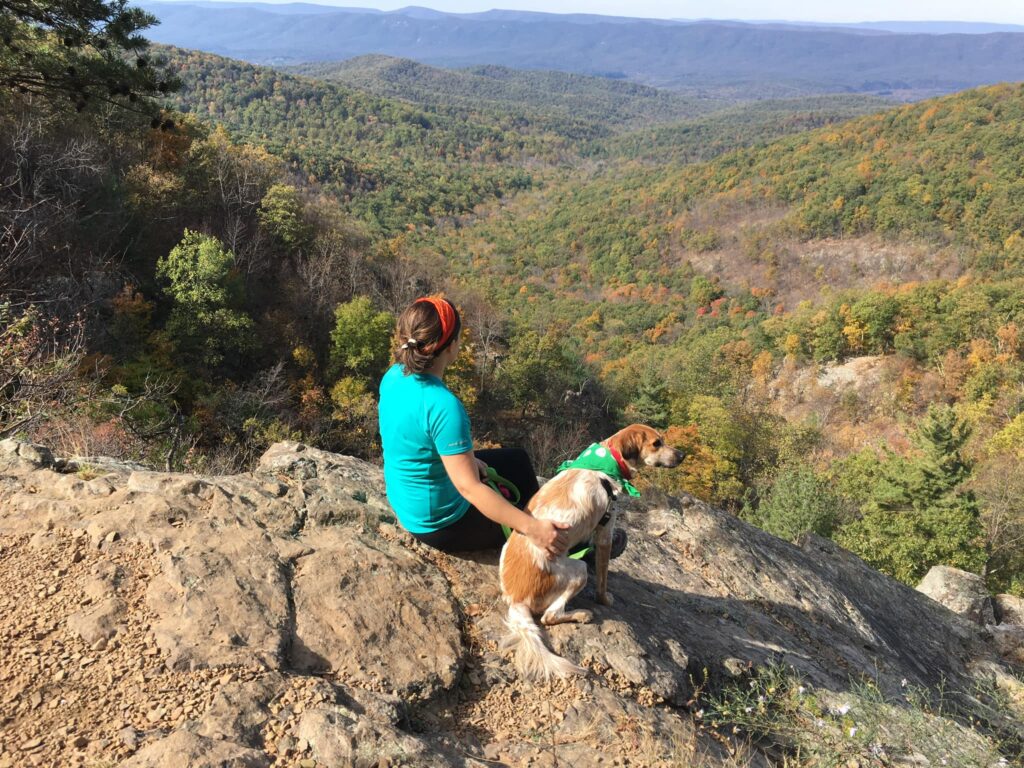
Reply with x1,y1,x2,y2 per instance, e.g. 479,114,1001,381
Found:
380,365,454,399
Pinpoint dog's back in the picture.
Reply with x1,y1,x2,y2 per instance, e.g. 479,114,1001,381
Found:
498,469,617,680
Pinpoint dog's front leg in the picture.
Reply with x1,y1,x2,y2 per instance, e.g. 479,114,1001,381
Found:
594,523,614,606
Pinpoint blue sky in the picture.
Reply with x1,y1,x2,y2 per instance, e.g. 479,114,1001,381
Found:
206,0,1024,24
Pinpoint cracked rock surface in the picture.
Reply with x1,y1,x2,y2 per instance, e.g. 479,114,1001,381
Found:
0,439,1020,767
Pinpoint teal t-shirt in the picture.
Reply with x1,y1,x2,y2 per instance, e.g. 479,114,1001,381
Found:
378,363,472,534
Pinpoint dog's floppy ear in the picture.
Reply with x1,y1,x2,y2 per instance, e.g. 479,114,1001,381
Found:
600,476,619,500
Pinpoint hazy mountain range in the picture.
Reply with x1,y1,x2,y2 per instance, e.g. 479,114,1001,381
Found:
140,1,1024,97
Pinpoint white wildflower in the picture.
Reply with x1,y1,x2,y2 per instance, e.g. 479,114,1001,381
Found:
797,686,806,695
744,707,753,714
900,678,908,688
835,703,851,716
849,727,858,738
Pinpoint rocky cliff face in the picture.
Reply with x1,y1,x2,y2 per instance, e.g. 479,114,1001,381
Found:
0,439,1020,767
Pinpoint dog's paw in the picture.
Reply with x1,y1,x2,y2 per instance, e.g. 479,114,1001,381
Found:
596,592,615,607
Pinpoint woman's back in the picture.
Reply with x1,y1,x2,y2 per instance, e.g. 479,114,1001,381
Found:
378,362,472,533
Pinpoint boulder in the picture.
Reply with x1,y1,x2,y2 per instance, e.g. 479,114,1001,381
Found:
64,455,150,476
290,527,463,700
995,593,1024,625
990,624,1024,665
916,565,995,626
256,441,393,525
146,536,291,670
295,704,450,768
0,438,53,468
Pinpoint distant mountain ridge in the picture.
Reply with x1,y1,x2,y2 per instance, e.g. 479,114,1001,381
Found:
141,1,1024,97
289,55,720,130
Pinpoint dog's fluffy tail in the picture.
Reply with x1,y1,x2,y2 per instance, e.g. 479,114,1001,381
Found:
501,603,583,681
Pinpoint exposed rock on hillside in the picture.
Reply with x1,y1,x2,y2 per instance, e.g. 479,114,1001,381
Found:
0,438,1020,766
917,565,997,627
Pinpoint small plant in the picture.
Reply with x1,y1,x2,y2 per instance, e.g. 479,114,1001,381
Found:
74,463,102,481
691,662,1013,767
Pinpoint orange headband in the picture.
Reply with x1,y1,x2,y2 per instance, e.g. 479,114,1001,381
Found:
415,296,458,353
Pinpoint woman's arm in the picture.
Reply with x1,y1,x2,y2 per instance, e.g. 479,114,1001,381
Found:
441,451,569,558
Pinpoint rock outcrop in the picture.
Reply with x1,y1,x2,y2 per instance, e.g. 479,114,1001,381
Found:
0,439,1021,767
916,565,997,626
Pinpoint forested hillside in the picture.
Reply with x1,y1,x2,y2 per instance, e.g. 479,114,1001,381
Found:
290,55,720,133
158,47,553,232
599,95,892,162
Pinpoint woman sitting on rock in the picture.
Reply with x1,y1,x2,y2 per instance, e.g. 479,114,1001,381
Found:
378,296,570,558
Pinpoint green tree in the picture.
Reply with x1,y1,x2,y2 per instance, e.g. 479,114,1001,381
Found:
626,367,669,428
0,0,177,114
156,230,254,370
258,184,310,252
837,405,985,584
328,296,393,380
747,466,837,542
689,275,722,308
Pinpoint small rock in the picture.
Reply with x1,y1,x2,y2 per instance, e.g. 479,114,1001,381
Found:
484,742,503,760
105,531,120,544
118,727,138,748
72,735,88,749
19,737,43,751
299,760,316,768
995,594,1024,625
722,658,749,677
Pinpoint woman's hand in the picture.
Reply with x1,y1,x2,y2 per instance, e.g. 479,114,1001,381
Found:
474,457,489,481
527,517,571,559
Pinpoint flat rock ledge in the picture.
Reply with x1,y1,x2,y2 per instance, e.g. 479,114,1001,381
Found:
0,439,1021,767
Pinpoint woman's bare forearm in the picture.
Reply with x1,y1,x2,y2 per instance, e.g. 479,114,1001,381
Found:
460,481,539,537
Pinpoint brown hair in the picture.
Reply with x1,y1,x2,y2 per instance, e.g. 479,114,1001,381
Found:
394,298,462,374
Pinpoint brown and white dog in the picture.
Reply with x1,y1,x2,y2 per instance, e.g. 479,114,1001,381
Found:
498,424,682,680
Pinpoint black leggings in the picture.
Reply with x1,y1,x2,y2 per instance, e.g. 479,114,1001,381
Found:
411,447,541,554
